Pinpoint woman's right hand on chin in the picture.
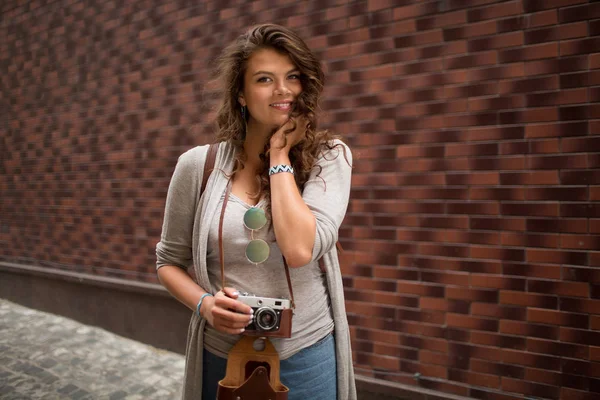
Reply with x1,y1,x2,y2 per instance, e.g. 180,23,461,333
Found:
201,287,254,335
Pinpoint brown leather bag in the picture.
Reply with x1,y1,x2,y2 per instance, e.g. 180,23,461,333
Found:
217,336,289,400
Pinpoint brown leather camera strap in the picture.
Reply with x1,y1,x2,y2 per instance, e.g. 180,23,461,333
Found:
218,181,296,309
201,143,219,195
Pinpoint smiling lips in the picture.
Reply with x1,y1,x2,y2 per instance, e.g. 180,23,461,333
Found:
270,101,293,111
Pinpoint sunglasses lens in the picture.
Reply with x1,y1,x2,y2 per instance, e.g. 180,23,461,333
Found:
244,207,267,230
246,239,270,264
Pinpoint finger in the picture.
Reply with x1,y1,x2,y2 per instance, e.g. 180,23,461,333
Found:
214,323,246,335
213,308,253,327
214,316,251,331
221,287,240,299
213,305,254,325
213,314,252,333
214,295,253,315
214,294,248,312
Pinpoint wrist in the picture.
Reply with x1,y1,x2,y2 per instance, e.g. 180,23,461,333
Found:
196,293,213,318
269,151,290,166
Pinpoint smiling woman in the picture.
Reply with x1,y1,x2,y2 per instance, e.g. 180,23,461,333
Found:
240,49,303,128
155,24,355,400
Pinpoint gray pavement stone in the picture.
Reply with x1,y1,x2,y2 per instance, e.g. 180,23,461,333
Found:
0,299,185,399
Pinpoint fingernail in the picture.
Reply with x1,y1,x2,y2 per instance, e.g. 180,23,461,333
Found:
239,328,245,333
232,291,239,296
248,315,254,321
248,309,254,314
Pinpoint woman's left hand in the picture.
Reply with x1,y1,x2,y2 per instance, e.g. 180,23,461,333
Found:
270,116,308,153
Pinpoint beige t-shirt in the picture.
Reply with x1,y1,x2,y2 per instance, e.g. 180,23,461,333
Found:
203,192,334,360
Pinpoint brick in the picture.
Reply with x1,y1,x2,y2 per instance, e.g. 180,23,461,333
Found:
561,203,600,218
528,154,588,170
528,278,590,297
475,272,528,290
501,232,560,248
562,359,600,379
526,187,588,202
560,327,600,346
527,338,589,358
443,20,497,41
561,37,600,56
448,368,500,389
559,2,600,23
448,342,504,363
499,290,558,309
501,377,560,399
472,302,526,320
527,308,589,328
501,203,559,217
562,136,600,153
527,88,588,107
468,31,524,51
447,313,498,332
503,263,561,280
529,138,560,154
522,368,563,388
470,331,526,350
561,235,600,251
525,22,588,44
526,218,587,234
467,1,523,23
502,349,561,370
498,76,559,95
526,9,558,28
447,287,498,303
560,387,600,400
469,63,525,82
416,10,467,30
498,42,559,63
393,2,438,21
523,0,588,13
500,107,559,124
592,220,600,234
501,320,559,340
500,171,559,185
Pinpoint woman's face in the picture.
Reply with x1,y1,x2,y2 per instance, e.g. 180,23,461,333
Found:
239,47,302,132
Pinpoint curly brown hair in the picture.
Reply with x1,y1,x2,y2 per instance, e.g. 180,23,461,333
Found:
211,23,345,202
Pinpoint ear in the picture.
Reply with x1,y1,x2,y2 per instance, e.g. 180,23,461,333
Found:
238,93,246,107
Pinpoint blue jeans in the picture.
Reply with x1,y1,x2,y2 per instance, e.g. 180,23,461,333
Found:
202,333,337,400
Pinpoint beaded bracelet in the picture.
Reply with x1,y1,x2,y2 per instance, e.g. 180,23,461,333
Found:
269,164,294,176
195,293,213,317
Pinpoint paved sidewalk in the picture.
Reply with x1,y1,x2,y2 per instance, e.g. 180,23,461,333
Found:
0,298,185,399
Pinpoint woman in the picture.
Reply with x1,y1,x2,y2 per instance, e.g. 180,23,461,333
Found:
156,24,356,400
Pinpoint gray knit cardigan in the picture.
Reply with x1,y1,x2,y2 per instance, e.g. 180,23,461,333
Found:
156,140,357,400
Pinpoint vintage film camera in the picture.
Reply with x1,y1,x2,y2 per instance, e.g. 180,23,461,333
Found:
237,293,293,338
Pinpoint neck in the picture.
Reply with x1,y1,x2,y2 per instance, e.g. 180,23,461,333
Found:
242,120,272,169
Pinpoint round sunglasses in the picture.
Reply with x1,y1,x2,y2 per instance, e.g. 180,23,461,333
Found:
243,207,270,265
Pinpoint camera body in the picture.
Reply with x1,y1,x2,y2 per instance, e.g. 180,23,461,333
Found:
237,293,293,338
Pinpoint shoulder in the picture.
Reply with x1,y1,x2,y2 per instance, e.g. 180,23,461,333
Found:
178,144,210,165
170,145,210,184
317,139,352,167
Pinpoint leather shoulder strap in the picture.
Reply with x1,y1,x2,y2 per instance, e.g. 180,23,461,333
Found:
200,143,219,197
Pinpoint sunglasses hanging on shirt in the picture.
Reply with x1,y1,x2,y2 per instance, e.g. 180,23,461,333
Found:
243,207,270,265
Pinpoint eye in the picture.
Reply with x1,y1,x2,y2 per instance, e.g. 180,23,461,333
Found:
257,76,272,83
288,74,301,80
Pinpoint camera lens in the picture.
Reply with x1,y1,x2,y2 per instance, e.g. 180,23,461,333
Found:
255,307,278,331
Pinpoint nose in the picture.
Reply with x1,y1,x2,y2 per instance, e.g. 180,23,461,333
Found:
274,80,291,96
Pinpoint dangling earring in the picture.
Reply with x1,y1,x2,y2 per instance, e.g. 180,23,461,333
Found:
241,105,247,120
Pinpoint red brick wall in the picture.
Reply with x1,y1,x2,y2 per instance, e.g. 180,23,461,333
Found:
1,1,599,399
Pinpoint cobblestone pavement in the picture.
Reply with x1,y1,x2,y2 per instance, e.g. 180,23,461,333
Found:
0,299,185,399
